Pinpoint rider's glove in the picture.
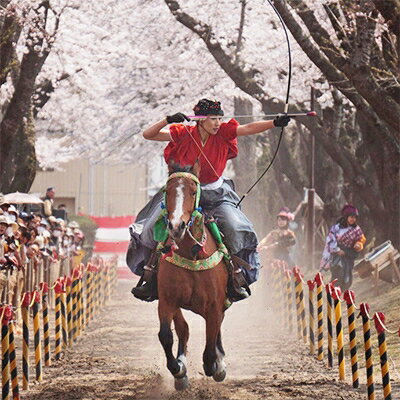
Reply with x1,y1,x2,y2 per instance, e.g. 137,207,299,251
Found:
273,115,291,127
166,113,190,124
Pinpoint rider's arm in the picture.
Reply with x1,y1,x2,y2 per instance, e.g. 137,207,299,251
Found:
236,120,275,136
143,119,172,142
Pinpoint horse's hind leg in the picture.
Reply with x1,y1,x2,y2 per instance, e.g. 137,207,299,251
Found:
158,304,188,390
173,309,189,390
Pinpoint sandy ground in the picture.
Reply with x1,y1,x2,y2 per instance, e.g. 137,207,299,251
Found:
23,273,396,400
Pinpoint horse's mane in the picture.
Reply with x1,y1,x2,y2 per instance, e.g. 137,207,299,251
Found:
168,163,194,175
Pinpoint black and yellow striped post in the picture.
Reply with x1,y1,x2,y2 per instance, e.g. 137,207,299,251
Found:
60,280,68,350
285,269,293,333
314,273,324,361
374,312,392,400
94,265,100,316
65,276,73,347
1,306,12,400
343,290,359,388
360,303,375,400
39,283,51,367
78,266,85,332
54,281,63,360
293,269,302,340
76,270,82,337
8,320,19,400
71,269,79,342
87,264,96,323
307,280,315,355
270,262,279,315
21,293,31,390
293,267,307,344
85,270,92,328
332,286,345,381
326,283,334,368
105,264,111,302
31,291,42,382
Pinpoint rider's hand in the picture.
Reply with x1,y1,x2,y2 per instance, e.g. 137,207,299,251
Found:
273,115,291,127
166,113,190,124
337,250,345,256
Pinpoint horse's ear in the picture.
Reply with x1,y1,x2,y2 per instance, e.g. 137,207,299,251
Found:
168,160,176,175
192,159,201,177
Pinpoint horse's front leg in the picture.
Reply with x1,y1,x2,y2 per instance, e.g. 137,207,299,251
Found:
214,328,227,382
203,309,224,378
158,303,188,390
173,309,189,390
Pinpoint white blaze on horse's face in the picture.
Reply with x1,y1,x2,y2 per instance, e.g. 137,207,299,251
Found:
171,181,184,226
167,176,197,241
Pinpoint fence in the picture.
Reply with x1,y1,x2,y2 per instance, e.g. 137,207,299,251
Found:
268,259,399,400
0,254,117,399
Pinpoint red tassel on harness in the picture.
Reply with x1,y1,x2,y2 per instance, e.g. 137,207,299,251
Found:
198,248,208,258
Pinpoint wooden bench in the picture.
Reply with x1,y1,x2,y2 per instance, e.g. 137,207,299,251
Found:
354,241,400,295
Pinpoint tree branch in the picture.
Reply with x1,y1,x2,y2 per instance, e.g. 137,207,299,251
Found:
284,0,400,135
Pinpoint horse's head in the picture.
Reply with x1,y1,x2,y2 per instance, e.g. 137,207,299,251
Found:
165,161,200,241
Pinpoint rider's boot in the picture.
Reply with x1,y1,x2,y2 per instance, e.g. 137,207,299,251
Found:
131,251,158,302
227,259,251,302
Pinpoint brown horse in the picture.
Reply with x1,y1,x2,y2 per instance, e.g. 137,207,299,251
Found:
157,162,228,390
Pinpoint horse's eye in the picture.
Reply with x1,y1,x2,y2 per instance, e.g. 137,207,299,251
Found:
192,192,197,196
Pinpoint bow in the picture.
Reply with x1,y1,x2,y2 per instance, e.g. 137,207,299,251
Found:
236,0,292,208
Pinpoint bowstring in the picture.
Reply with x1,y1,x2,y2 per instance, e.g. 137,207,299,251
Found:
236,0,292,208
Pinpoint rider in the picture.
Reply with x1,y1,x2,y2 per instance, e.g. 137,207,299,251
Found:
128,98,291,301
257,207,296,267
319,204,366,289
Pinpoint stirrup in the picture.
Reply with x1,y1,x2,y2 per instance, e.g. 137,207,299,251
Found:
228,266,251,302
131,265,158,302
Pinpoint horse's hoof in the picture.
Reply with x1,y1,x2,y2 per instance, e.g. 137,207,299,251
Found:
174,359,187,379
213,369,226,382
202,362,216,377
174,375,189,391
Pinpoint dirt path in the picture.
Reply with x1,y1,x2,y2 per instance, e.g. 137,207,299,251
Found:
25,276,372,400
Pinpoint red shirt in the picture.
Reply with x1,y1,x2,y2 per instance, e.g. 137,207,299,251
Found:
164,119,239,184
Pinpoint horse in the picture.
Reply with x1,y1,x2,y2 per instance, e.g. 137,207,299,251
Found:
156,162,228,390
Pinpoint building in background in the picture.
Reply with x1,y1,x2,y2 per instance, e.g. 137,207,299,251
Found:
30,159,148,216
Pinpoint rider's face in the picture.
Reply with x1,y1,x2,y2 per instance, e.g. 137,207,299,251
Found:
200,116,222,135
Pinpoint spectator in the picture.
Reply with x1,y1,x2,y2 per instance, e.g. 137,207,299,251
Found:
320,204,366,290
42,187,55,217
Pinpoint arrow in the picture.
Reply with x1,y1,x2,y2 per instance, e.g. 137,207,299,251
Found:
187,111,317,120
